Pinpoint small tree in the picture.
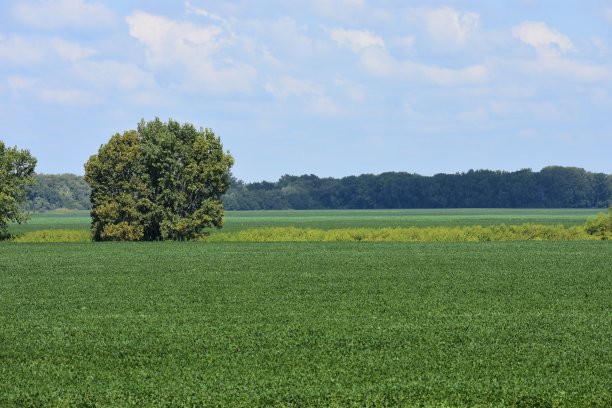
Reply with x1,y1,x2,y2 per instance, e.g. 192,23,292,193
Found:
85,118,234,241
0,141,37,239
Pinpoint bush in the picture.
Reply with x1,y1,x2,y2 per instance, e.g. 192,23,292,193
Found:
584,209,611,240
11,229,91,243
201,224,597,243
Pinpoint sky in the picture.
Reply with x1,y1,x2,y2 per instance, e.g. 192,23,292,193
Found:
1,0,611,182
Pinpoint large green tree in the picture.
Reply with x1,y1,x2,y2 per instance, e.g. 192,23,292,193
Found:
0,141,37,239
85,118,234,241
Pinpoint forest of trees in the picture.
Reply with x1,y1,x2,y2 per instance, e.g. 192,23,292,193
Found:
27,174,91,211
28,166,611,212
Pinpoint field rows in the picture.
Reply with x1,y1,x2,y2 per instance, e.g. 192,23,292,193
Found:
1,241,610,406
7,208,606,235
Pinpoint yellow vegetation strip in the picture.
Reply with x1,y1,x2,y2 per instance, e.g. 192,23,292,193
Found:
10,229,92,243
7,223,610,243
202,225,603,242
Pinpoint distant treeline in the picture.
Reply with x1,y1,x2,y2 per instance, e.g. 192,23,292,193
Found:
28,166,611,211
224,167,611,210
27,174,91,211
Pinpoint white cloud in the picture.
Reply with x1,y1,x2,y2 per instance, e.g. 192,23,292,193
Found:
591,36,607,56
359,47,396,77
185,1,225,22
14,0,115,29
398,36,416,50
126,11,224,65
331,29,385,53
4,75,100,106
392,59,488,86
489,100,564,121
312,0,366,18
509,22,611,82
126,11,255,93
606,8,612,25
330,28,487,85
415,63,488,86
265,76,323,99
265,76,344,115
418,7,480,48
264,17,327,59
72,61,155,90
330,28,394,76
334,77,366,103
0,34,96,65
512,21,575,57
363,51,488,85
50,39,97,61
456,107,488,123
38,88,100,106
0,34,45,64
515,58,612,82
309,96,345,116
6,75,40,93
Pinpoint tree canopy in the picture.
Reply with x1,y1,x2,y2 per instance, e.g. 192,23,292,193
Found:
0,140,37,239
27,174,90,211
84,118,234,241
223,168,612,210
28,166,611,212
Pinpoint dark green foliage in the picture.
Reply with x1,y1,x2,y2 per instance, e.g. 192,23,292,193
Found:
0,140,36,239
27,174,91,211
0,242,610,406
27,167,611,211
224,167,612,210
84,118,234,241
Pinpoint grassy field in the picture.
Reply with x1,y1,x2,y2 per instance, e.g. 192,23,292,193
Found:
7,210,91,234
2,209,610,405
1,241,610,406
222,209,605,231
8,208,605,235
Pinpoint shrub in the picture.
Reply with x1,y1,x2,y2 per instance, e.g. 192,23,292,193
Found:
584,210,611,240
11,229,91,243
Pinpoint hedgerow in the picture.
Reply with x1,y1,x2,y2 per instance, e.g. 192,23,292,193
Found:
200,224,600,243
11,229,91,243
7,210,610,243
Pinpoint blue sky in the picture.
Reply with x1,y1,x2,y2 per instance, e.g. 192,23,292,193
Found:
1,0,611,182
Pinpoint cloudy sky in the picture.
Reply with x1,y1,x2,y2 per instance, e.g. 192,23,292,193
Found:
1,0,611,181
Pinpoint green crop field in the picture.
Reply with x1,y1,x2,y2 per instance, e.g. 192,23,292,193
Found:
1,240,610,406
223,208,606,232
7,210,91,234
8,208,605,235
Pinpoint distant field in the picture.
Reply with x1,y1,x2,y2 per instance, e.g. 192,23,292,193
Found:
223,208,604,231
0,241,610,406
8,210,91,234
8,208,605,235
